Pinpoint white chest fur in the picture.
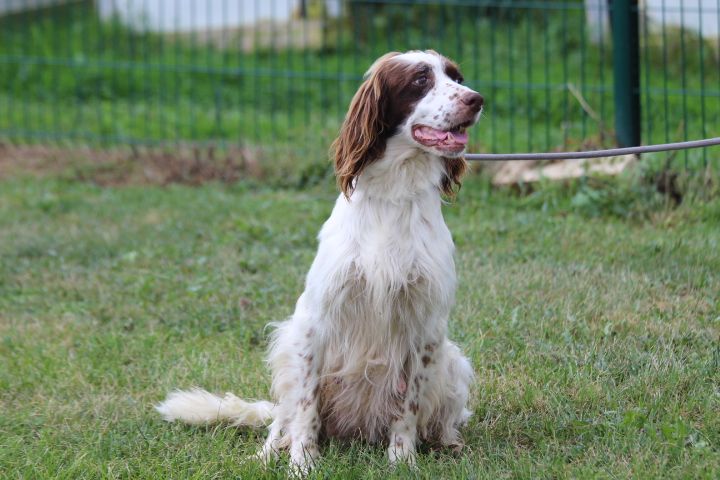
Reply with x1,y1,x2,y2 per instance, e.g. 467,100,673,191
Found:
296,149,456,383
306,149,456,329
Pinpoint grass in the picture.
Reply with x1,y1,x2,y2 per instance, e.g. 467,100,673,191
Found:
1,160,719,478
1,1,718,173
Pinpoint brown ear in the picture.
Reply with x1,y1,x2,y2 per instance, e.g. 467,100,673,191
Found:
441,156,468,198
331,53,399,198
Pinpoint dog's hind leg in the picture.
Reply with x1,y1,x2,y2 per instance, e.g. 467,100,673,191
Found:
416,339,475,451
438,341,474,448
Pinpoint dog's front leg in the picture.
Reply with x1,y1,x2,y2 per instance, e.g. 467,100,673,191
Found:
387,369,421,466
387,341,441,466
387,354,431,466
288,348,321,475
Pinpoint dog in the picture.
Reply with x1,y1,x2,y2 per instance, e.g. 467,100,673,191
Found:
156,50,483,474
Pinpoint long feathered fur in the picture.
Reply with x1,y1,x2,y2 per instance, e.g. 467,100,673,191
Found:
156,389,274,426
156,50,481,473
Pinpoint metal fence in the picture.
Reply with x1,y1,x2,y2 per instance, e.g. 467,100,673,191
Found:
0,0,718,170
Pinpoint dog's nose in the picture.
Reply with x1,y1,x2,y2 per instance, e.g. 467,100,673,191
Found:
461,92,484,112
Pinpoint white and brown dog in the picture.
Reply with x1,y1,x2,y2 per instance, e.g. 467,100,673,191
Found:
157,50,483,473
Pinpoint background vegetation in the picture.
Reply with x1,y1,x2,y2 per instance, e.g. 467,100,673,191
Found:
0,0,717,175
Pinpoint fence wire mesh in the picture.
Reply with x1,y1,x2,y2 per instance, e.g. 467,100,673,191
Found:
0,0,718,170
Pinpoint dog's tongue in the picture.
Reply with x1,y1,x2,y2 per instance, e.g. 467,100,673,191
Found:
414,126,468,146
447,130,468,144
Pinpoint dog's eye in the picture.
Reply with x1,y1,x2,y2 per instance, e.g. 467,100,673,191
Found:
454,77,464,84
413,75,428,87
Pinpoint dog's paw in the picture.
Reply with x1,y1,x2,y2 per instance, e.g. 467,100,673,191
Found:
289,460,312,478
440,430,466,455
445,441,465,456
249,445,280,466
387,434,417,467
289,443,319,477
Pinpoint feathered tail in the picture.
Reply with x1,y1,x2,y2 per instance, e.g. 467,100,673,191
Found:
155,388,274,426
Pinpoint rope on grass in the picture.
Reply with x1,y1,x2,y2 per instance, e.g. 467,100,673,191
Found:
464,137,720,162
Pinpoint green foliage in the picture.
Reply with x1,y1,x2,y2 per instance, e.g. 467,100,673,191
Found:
0,1,717,174
518,174,666,220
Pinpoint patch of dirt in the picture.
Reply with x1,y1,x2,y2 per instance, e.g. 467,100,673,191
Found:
0,142,265,186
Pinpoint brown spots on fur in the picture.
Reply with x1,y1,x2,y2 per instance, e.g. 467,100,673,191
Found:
308,411,320,427
409,400,419,415
332,53,440,198
300,385,319,409
333,50,469,199
424,342,436,353
422,355,432,367
413,376,420,391
302,353,314,363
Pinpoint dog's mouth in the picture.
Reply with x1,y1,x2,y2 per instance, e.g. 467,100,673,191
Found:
411,120,474,154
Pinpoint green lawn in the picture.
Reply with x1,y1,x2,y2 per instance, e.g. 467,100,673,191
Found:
1,165,719,478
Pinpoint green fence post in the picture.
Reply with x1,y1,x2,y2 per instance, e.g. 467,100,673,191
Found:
612,0,641,147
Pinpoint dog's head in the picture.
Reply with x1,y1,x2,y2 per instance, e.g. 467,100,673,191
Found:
332,50,484,198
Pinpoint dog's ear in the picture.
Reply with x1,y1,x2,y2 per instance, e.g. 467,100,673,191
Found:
440,156,468,198
332,52,400,198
